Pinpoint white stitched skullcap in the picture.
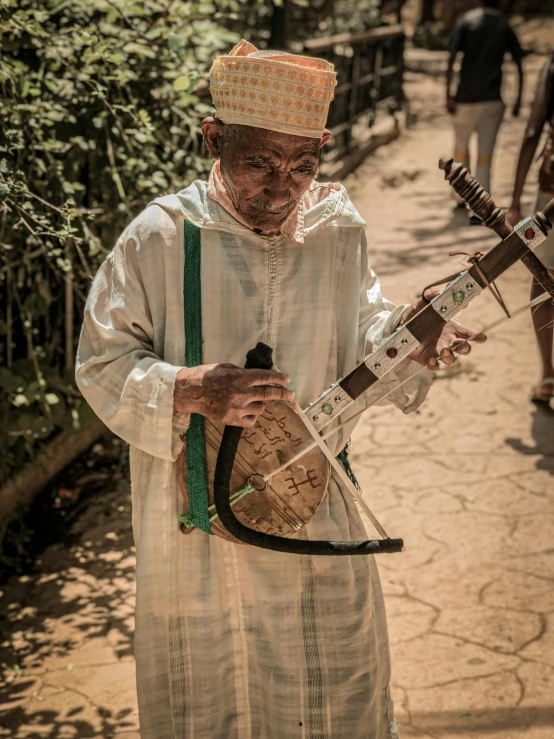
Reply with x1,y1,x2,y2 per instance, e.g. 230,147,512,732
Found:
209,39,337,138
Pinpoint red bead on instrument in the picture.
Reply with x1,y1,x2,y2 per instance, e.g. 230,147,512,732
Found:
525,227,535,240
386,347,398,359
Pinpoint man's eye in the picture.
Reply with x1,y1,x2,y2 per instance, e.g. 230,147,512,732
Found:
248,162,268,170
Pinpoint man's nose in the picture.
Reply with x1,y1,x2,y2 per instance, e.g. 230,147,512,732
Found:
264,170,291,207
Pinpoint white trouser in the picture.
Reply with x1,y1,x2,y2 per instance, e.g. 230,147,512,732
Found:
452,100,505,200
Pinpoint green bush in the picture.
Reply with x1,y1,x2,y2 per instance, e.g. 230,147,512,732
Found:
0,0,390,486
0,0,245,483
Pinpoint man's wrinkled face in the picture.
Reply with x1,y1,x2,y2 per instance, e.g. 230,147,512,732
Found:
202,119,330,234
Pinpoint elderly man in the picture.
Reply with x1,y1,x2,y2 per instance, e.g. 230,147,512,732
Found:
76,41,484,739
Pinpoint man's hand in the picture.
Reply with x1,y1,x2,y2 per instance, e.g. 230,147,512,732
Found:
409,319,487,371
399,293,487,371
174,363,294,428
446,96,457,115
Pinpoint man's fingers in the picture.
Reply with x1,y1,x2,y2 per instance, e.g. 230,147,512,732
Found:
243,401,265,415
449,321,473,339
423,287,441,302
471,332,487,343
451,322,488,344
440,347,456,365
427,357,440,371
239,415,258,428
237,369,291,388
247,385,295,403
451,339,471,355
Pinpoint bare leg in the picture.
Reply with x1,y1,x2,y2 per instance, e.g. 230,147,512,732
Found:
530,276,554,403
475,100,505,197
452,103,476,205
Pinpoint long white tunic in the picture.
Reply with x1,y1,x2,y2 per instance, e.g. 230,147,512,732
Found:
76,178,432,739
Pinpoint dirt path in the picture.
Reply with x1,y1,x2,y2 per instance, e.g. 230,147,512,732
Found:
1,54,553,739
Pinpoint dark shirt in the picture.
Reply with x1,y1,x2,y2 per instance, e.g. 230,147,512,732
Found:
449,7,524,104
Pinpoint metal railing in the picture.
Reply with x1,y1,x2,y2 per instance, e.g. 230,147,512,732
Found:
303,25,405,161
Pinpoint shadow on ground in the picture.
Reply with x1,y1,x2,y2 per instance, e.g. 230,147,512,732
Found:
0,477,137,737
410,705,554,734
374,206,498,276
0,703,137,739
505,404,554,476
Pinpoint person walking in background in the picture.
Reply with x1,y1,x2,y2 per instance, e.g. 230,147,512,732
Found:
507,55,554,407
446,0,524,224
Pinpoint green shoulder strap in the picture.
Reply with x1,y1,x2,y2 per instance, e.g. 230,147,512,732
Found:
183,219,211,534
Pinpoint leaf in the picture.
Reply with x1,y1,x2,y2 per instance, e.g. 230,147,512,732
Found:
167,33,186,54
173,74,190,92
12,395,29,408
122,42,157,59
77,401,98,429
138,109,151,124
0,369,23,393
106,52,126,66
44,79,59,94
178,93,199,107
1,0,310,484
151,170,168,188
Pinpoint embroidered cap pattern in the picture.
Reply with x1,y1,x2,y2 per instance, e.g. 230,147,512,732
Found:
209,40,337,139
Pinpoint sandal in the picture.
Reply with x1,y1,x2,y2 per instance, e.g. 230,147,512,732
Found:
530,378,554,406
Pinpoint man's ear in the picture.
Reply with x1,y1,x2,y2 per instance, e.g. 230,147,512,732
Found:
201,117,225,160
319,128,332,149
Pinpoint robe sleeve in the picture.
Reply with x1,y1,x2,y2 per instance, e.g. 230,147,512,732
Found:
357,232,433,414
75,207,188,461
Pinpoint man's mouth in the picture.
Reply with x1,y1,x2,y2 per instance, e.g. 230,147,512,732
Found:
251,200,294,214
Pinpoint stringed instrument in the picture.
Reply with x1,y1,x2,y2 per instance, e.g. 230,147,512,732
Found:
178,160,554,555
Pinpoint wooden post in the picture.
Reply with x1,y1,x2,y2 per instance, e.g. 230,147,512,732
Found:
371,44,384,121
270,1,288,50
396,0,403,23
418,0,437,24
346,51,361,150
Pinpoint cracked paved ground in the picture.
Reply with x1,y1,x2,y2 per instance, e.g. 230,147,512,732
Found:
0,480,139,737
1,55,552,738
348,53,554,739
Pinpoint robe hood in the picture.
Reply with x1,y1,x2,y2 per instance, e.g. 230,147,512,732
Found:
151,178,366,238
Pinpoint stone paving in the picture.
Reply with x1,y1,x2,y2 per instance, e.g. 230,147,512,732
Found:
1,56,553,738
349,53,554,739
0,480,140,738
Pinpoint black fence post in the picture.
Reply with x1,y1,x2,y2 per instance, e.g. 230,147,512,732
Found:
303,26,405,163
270,1,288,50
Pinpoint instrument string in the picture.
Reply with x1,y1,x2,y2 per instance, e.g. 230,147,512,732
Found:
290,400,390,538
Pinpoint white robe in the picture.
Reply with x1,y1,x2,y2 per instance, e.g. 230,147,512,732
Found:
76,179,432,739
